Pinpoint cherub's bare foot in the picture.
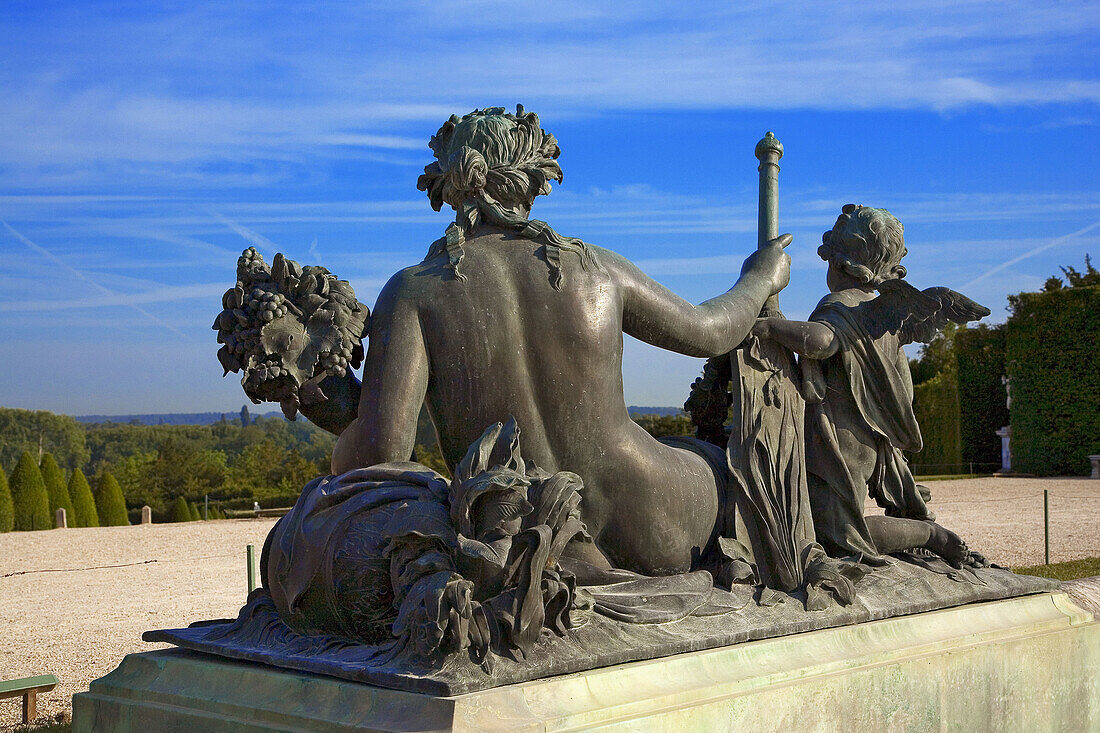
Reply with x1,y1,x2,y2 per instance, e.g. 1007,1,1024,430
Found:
924,522,969,568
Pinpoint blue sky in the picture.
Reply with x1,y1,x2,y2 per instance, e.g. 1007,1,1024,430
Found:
1,2,1098,414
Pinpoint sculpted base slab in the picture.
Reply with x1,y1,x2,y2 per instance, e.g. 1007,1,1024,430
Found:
73,591,1098,732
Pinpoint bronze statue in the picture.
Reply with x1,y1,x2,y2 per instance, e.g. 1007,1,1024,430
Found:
751,204,990,566
181,108,1053,694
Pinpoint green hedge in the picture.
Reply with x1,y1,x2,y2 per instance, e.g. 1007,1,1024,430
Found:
68,468,99,527
94,471,130,526
170,496,193,522
910,370,962,475
955,325,1009,470
0,463,13,532
40,453,75,520
1006,286,1100,475
10,451,51,531
222,494,301,511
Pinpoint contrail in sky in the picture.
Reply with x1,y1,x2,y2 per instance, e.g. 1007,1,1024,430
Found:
205,207,279,257
2,219,189,338
959,220,1100,290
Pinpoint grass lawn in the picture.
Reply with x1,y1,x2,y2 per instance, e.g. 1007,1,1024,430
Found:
1014,556,1100,581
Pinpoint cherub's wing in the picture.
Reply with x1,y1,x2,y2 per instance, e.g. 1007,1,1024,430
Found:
860,279,991,345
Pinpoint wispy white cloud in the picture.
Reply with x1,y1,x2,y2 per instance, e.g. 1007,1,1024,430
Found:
0,2,1095,187
205,208,281,258
1,220,190,338
0,283,227,313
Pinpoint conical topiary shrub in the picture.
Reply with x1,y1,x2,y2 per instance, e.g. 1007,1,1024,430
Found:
69,469,99,527
39,453,75,523
170,496,192,523
189,501,202,521
0,464,13,532
10,452,51,531
94,471,129,526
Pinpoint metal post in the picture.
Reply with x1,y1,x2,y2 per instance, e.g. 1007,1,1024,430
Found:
204,494,209,521
246,543,258,592
1043,490,1050,565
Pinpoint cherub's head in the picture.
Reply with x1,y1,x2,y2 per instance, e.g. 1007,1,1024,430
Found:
818,204,907,291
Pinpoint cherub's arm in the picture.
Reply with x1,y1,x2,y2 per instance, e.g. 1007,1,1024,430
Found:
751,317,839,359
611,235,791,358
331,271,428,474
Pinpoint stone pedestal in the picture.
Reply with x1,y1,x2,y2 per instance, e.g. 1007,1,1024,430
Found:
996,425,1011,473
140,505,152,524
73,592,1098,732
54,508,66,529
1089,454,1100,479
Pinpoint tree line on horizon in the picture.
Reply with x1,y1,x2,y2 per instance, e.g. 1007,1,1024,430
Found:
0,407,336,528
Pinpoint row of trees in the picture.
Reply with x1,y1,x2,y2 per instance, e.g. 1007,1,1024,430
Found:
0,410,335,523
0,452,127,532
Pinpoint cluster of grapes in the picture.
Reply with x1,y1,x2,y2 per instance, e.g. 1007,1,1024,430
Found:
245,287,289,323
237,247,268,279
219,325,260,362
318,339,356,378
247,354,291,384
243,354,296,403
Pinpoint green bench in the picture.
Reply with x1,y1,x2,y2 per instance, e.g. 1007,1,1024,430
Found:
0,674,58,724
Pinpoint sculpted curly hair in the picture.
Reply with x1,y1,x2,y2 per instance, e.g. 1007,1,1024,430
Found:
417,105,596,289
818,204,907,286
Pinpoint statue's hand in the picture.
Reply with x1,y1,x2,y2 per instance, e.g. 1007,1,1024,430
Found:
741,233,792,296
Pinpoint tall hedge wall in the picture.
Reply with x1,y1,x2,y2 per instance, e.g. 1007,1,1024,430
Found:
955,325,1009,470
1006,285,1100,475
910,369,962,475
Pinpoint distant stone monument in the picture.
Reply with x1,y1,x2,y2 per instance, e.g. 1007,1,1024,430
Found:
74,108,1097,731
54,507,66,529
140,505,152,524
997,426,1012,473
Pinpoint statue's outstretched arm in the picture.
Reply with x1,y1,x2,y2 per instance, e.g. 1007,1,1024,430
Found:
751,318,839,360
613,236,791,358
331,272,429,474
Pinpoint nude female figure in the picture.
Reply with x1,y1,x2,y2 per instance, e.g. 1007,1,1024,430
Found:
324,107,790,577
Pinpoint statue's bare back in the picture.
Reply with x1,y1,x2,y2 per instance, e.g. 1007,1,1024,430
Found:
334,225,788,575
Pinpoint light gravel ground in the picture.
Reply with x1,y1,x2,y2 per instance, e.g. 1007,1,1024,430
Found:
0,517,278,729
1,477,1098,727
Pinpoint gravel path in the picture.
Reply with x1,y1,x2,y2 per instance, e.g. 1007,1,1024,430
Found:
1,476,1098,727
0,518,278,729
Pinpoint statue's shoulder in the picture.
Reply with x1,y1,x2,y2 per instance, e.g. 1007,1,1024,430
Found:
374,256,441,311
810,290,850,318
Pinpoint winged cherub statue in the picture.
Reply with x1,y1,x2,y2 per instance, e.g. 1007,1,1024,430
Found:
751,204,990,567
